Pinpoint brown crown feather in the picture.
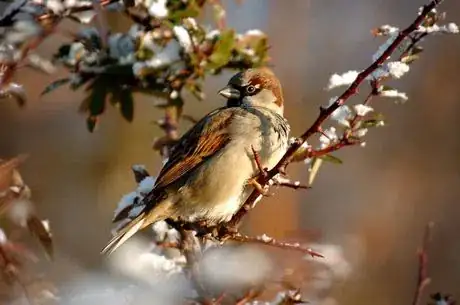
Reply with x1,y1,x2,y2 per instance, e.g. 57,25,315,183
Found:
244,68,284,107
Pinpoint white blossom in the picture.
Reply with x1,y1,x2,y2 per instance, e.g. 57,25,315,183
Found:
132,164,147,172
333,107,353,127
183,17,198,30
379,89,408,102
319,127,338,148
109,239,183,285
352,128,368,138
135,41,180,74
173,26,193,52
416,23,459,34
152,220,169,238
148,0,169,19
417,24,441,33
140,31,159,52
304,243,352,281
372,34,397,62
369,67,389,80
128,205,145,218
387,61,410,78
137,176,156,194
259,234,272,243
45,0,65,14
327,97,353,127
200,246,272,289
7,200,33,227
0,229,7,244
447,23,459,34
378,25,399,35
206,29,221,40
151,220,180,243
170,90,179,99
418,6,437,15
114,192,137,218
245,29,265,36
327,70,359,90
353,104,374,116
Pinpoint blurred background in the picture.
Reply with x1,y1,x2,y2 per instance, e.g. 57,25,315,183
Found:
1,0,460,304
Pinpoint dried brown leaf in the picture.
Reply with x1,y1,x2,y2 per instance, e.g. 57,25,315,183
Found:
26,216,53,260
0,154,28,192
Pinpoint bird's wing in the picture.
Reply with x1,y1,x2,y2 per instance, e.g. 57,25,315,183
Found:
153,107,235,191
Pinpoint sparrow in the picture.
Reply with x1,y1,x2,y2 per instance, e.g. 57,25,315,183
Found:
102,67,290,255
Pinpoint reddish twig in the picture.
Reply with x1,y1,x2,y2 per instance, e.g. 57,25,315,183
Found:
412,222,434,305
235,289,260,305
226,0,445,229
230,234,324,258
271,175,310,190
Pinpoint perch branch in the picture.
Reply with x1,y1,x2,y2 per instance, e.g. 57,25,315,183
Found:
226,0,446,229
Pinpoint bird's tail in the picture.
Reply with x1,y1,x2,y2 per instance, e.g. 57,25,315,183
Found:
101,212,147,255
101,200,174,255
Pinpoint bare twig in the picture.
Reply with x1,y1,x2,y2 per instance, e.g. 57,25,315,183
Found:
230,234,323,258
226,0,446,230
412,222,434,305
271,175,310,190
0,246,34,305
235,289,260,305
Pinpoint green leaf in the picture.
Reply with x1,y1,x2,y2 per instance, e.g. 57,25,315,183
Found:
318,154,343,164
70,74,93,91
362,113,385,128
41,78,70,96
207,29,235,70
119,90,134,122
379,85,393,92
401,54,419,64
86,116,98,132
361,119,380,128
308,157,323,186
84,78,109,116
410,46,424,56
168,0,200,21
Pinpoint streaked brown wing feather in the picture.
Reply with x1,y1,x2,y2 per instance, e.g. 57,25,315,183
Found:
153,107,234,190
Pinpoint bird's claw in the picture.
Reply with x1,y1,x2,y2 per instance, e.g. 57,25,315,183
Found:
247,178,271,196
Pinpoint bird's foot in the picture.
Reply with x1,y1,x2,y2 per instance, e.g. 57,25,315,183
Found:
247,178,271,196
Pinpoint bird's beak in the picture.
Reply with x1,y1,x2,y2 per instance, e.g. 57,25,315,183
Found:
218,86,240,99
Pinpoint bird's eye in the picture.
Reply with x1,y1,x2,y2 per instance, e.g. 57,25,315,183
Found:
245,85,257,94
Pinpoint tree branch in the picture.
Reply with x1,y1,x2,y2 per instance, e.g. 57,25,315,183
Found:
226,0,446,230
230,233,324,258
412,222,434,305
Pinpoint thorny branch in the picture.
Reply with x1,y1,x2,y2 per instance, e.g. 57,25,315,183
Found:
225,0,447,230
230,234,324,258
412,222,434,305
